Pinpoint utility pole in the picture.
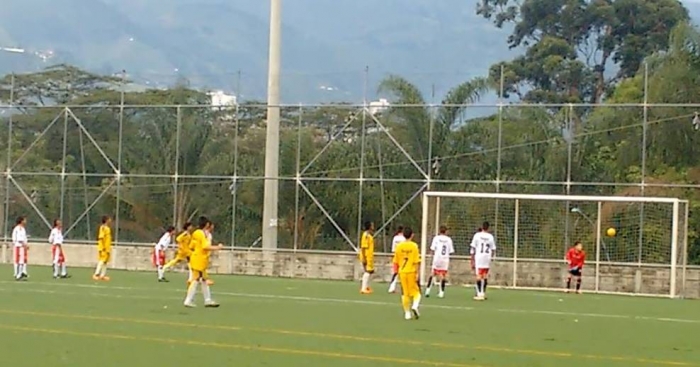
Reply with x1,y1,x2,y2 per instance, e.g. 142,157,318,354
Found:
261,0,282,250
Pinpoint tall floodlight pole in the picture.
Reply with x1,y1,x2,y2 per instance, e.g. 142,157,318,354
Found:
262,0,282,250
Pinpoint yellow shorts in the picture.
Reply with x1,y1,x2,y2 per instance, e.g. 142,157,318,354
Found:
190,269,210,282
363,260,374,273
98,251,111,263
399,272,420,298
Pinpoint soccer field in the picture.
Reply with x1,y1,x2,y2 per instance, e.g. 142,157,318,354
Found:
0,266,698,367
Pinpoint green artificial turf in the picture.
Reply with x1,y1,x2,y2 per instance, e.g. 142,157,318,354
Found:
0,265,697,367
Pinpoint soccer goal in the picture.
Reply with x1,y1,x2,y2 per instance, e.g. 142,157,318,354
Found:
420,191,690,298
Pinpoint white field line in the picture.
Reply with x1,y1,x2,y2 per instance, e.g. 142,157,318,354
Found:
1,280,699,325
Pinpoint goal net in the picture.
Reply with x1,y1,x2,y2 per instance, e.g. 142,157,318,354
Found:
420,191,690,298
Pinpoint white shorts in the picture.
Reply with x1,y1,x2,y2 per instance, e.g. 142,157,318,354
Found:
13,246,27,265
473,256,492,270
431,257,450,272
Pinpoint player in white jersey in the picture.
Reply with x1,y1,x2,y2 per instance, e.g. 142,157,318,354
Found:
425,226,454,298
470,222,496,301
49,219,70,279
12,216,28,281
387,226,405,293
154,226,175,282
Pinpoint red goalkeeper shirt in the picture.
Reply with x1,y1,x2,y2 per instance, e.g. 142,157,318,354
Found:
566,248,586,269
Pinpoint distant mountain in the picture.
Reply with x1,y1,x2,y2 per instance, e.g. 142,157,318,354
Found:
1,0,698,103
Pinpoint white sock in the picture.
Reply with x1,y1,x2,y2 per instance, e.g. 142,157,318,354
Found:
21,264,27,275
157,266,164,279
201,281,212,302
361,272,370,290
61,264,67,276
388,278,397,292
474,281,480,295
94,262,103,276
53,264,59,277
184,281,198,304
425,285,432,295
99,262,107,277
412,294,421,309
13,264,18,277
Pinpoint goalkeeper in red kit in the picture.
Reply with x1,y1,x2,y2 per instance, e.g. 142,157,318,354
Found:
565,241,586,294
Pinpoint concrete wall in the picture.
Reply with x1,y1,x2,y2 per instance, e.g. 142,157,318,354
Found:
3,242,698,298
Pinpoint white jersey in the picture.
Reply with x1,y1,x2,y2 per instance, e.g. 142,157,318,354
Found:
430,234,454,271
391,234,406,252
470,231,496,269
12,225,27,248
155,232,172,251
49,228,63,245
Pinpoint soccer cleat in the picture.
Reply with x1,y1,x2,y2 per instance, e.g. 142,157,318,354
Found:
473,295,484,301
576,290,583,294
360,288,373,295
404,311,412,320
206,279,214,286
438,291,445,298
60,274,71,279
158,278,169,283
92,274,101,281
100,276,111,281
204,301,220,308
411,307,420,320
184,302,196,308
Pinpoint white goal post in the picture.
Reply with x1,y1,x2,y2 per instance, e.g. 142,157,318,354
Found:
420,191,690,298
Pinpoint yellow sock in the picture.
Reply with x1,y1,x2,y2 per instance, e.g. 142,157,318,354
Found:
401,295,410,312
163,259,178,269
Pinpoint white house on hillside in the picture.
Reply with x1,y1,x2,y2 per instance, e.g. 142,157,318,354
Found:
369,98,390,115
209,90,238,108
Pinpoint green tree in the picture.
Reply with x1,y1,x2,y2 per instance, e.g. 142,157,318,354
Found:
478,0,689,103
377,75,491,176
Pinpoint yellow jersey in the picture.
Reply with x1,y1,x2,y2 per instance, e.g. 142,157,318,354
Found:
359,231,374,262
392,240,420,274
189,229,211,271
176,231,192,256
98,224,112,252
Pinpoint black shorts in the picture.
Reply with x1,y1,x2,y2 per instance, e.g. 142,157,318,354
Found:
568,268,582,277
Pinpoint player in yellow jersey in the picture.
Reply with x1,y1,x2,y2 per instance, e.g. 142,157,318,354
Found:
162,222,194,276
202,222,217,286
184,216,223,308
359,221,375,294
93,215,112,281
392,227,422,320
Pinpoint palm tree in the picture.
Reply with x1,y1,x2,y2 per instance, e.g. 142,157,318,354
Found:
377,75,492,177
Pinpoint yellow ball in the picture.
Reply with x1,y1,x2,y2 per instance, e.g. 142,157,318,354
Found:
606,228,616,237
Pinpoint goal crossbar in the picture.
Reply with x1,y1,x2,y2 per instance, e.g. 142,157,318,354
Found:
420,191,689,299
423,191,682,204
